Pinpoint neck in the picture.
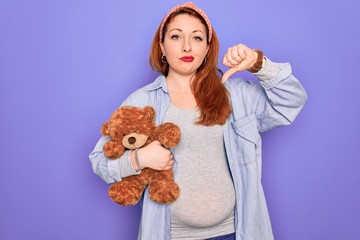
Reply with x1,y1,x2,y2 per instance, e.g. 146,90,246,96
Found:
166,72,195,93
165,72,197,109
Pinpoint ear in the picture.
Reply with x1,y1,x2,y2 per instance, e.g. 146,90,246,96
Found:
160,42,165,56
144,106,156,120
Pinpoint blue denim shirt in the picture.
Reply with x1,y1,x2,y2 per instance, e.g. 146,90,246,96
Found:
89,62,307,240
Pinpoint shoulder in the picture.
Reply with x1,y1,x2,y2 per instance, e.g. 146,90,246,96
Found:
122,75,166,107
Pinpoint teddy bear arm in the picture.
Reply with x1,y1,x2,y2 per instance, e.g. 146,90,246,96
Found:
103,140,126,159
152,122,181,148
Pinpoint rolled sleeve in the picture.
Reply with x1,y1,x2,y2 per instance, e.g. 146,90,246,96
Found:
227,61,307,132
119,150,141,178
108,158,121,181
255,62,307,131
89,137,140,184
259,62,292,90
252,58,281,82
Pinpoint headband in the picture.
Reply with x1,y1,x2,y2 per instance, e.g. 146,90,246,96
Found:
159,2,213,43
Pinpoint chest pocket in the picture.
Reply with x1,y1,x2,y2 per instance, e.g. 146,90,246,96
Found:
231,113,261,166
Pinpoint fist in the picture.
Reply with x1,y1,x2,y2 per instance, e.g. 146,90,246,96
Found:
221,44,258,83
136,141,174,171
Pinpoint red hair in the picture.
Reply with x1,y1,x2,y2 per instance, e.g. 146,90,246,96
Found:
149,8,231,126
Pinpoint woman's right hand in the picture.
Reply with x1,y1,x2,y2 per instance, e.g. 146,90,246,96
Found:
131,141,174,171
221,44,260,83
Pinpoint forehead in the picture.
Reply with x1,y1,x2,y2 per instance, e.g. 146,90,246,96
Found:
167,14,206,32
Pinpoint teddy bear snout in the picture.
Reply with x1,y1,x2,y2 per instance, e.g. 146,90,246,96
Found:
122,133,148,149
128,137,136,144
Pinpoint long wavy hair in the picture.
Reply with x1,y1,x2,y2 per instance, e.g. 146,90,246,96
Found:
149,7,231,126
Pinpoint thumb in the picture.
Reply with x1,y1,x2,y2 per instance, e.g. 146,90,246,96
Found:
221,68,238,84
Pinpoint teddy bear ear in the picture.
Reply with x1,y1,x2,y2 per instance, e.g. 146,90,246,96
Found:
101,122,110,136
144,106,156,120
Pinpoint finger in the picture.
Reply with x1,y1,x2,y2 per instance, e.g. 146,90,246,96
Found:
231,47,242,62
165,165,173,170
221,67,238,84
225,48,239,66
161,163,173,170
223,56,239,68
236,46,246,60
222,57,232,68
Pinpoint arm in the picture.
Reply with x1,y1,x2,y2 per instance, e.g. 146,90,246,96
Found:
89,136,140,184
250,59,307,131
222,44,307,132
88,91,149,184
89,89,174,184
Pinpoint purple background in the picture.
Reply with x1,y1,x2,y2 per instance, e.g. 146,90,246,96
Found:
1,0,359,239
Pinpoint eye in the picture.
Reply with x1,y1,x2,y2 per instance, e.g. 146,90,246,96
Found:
170,34,180,40
194,36,203,41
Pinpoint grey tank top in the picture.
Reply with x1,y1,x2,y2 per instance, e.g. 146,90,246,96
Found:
165,104,235,240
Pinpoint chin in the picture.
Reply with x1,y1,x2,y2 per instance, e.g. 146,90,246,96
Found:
170,68,196,77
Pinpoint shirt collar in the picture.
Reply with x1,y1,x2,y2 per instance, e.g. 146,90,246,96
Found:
145,75,168,93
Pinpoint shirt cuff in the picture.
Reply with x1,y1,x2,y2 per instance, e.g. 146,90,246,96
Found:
119,150,141,178
259,62,292,90
252,57,281,81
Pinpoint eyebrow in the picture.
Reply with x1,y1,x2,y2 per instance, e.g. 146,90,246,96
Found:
169,28,204,34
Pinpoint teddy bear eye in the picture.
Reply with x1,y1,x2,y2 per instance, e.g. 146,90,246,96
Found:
122,133,126,136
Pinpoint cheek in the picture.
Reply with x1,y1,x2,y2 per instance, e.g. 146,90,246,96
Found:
194,46,208,60
194,43,208,54
163,40,179,52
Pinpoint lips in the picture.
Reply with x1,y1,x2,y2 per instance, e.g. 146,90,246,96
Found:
180,56,194,62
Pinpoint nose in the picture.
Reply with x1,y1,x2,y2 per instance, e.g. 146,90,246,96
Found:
182,38,191,53
128,137,136,144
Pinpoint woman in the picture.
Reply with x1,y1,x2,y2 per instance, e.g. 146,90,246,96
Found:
89,2,307,240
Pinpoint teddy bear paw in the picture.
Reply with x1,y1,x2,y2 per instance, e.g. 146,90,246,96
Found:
148,181,180,204
108,179,145,206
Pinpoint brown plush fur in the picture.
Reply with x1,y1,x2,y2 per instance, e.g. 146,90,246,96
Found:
101,106,181,206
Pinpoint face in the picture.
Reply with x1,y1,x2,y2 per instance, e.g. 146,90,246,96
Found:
160,14,209,77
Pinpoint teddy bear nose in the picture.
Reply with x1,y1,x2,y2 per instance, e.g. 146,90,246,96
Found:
128,137,136,144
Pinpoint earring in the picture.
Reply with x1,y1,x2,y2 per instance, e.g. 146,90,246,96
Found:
161,54,167,64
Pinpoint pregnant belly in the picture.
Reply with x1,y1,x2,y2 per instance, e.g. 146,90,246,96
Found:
170,180,235,228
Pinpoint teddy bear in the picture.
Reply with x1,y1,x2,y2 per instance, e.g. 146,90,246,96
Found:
101,105,181,206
